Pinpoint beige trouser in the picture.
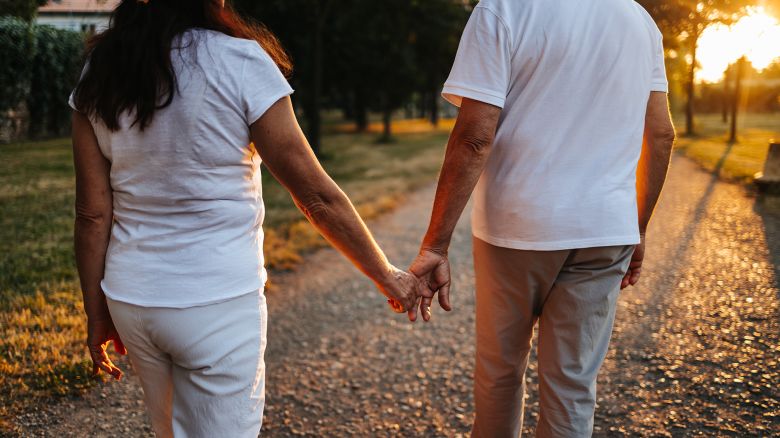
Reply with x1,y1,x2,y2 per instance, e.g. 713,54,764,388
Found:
471,237,633,438
106,290,268,438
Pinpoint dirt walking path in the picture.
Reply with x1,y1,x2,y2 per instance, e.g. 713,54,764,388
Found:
13,155,779,437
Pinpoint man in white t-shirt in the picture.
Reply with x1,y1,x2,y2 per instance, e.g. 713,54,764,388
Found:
409,0,676,436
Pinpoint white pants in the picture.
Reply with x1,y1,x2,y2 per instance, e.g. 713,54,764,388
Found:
107,290,268,438
471,238,633,438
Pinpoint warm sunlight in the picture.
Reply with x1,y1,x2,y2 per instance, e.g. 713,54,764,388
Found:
697,7,780,83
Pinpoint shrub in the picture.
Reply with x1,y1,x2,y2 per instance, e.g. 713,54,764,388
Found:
28,25,84,137
0,17,34,114
0,17,84,140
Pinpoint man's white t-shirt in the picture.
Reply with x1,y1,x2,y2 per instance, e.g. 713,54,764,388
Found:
443,0,668,250
70,29,293,307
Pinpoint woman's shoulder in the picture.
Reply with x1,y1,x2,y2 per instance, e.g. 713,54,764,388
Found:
190,28,267,60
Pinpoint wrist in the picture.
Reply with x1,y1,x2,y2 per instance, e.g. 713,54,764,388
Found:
374,263,399,290
421,236,450,256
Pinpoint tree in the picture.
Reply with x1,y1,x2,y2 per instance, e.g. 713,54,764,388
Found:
638,0,751,136
234,0,335,155
410,0,469,127
0,0,48,22
235,0,469,145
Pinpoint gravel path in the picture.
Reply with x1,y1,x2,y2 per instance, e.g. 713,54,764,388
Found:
12,154,779,437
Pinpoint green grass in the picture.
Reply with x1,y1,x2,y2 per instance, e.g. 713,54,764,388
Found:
674,113,780,182
0,122,450,428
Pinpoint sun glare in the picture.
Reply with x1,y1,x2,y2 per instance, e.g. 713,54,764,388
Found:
696,7,780,83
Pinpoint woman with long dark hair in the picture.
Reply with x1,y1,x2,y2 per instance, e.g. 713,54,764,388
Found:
70,0,421,435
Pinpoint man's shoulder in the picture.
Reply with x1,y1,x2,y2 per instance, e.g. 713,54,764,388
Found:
475,0,527,16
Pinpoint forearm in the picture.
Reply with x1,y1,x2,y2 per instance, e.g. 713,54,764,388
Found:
74,215,112,317
636,136,673,233
422,138,491,253
295,184,393,286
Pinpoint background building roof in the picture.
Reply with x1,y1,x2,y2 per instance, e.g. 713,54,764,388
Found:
39,0,120,14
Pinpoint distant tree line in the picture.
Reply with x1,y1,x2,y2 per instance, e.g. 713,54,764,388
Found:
234,0,472,152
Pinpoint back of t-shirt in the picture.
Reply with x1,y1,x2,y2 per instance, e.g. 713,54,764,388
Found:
443,0,667,250
70,29,293,307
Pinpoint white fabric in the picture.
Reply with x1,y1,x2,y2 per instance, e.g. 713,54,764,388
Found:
443,0,668,250
106,290,268,438
69,29,293,307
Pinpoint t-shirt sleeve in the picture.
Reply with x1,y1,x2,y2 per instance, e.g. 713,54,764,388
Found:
241,42,294,125
650,27,668,92
442,6,512,108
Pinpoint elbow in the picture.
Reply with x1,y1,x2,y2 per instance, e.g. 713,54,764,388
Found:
649,127,676,156
75,204,112,228
661,126,676,145
295,190,337,224
460,130,494,157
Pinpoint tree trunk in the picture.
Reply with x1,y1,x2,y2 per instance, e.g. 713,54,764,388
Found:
381,107,392,142
685,32,698,136
306,0,334,156
729,57,745,144
307,23,324,155
354,90,368,132
722,67,730,124
429,89,439,127
418,91,427,119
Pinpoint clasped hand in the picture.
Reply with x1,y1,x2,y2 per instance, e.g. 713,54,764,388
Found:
380,249,452,322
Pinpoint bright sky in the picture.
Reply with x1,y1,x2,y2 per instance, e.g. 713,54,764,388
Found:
696,7,780,83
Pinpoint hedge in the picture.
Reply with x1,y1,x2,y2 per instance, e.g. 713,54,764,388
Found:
0,17,35,114
0,17,84,139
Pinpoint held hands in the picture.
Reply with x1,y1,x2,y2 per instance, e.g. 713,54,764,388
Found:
378,266,425,316
86,305,127,380
379,249,452,323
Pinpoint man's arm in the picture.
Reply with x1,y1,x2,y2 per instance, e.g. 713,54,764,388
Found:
622,91,676,288
409,98,502,320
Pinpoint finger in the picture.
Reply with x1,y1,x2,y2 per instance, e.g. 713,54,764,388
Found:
438,283,452,311
98,360,122,380
629,268,642,286
409,298,420,322
113,336,127,356
420,296,433,322
387,299,405,314
620,272,630,289
91,345,123,380
408,300,418,322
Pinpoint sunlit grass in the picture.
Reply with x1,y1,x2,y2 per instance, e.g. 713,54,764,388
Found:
0,121,450,426
674,114,780,182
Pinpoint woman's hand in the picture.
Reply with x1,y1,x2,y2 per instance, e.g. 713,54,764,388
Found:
87,309,127,380
377,267,422,317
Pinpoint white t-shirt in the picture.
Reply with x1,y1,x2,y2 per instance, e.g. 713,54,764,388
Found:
70,29,293,307
443,0,668,250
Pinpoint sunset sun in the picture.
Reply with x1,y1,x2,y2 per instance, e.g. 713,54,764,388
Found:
696,7,780,82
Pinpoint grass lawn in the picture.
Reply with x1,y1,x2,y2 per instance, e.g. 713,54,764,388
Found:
0,120,451,427
673,113,780,182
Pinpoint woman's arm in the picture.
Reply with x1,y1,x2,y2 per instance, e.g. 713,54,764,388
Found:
250,97,419,313
72,111,126,379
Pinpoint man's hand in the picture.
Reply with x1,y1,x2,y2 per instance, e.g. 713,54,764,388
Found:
621,235,645,289
87,312,126,380
408,249,452,322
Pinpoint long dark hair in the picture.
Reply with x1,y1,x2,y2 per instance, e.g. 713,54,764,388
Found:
73,0,292,131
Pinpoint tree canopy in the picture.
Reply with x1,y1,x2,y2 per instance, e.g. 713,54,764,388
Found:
234,0,470,149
